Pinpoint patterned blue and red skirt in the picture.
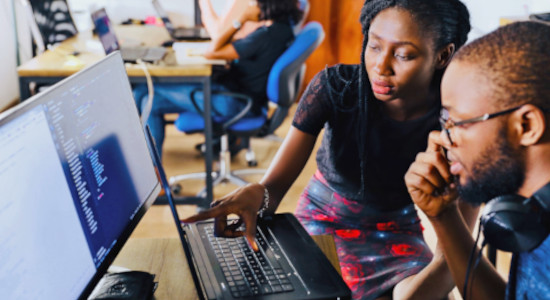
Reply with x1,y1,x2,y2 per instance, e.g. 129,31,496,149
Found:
294,170,433,300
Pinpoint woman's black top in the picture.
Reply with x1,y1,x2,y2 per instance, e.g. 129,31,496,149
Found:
292,64,440,211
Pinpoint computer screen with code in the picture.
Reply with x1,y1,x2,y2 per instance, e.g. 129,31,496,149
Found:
0,52,160,299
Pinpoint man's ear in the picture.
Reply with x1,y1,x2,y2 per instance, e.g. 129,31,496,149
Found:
514,104,546,146
436,43,456,69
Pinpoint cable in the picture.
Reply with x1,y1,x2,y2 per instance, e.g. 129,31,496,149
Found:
467,239,487,300
136,59,155,127
463,220,483,300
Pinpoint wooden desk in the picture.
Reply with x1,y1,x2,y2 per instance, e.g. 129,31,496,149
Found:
16,26,216,205
112,236,341,299
16,26,212,100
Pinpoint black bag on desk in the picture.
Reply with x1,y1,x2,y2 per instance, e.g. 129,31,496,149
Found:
89,271,157,300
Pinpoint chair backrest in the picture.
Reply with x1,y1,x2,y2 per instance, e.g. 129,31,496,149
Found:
293,0,310,35
25,0,78,52
263,21,324,135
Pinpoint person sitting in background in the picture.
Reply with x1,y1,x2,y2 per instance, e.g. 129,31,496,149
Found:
133,0,303,157
405,21,550,300
181,0,479,299
199,0,263,41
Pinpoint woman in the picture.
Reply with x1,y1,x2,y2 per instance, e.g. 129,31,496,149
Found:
133,0,303,156
182,0,478,299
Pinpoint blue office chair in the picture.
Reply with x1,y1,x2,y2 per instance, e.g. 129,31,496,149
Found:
169,21,325,196
294,0,310,35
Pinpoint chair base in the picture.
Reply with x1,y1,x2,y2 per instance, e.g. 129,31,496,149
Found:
169,134,266,198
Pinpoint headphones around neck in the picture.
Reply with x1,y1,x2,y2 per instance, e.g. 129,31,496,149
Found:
480,182,550,252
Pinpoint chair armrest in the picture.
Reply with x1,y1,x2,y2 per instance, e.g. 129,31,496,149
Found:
190,89,254,131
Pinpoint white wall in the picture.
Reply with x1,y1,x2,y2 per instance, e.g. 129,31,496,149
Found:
462,0,550,41
0,0,20,111
2,0,550,110
0,0,228,111
68,0,227,32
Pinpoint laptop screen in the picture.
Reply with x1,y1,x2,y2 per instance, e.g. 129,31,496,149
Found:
0,53,160,299
91,8,120,54
151,0,176,35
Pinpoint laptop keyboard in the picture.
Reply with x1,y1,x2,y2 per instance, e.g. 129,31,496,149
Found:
204,225,295,298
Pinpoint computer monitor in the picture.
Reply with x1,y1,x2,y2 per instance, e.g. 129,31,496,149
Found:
0,52,161,299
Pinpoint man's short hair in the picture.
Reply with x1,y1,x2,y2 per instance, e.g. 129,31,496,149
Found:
453,21,550,111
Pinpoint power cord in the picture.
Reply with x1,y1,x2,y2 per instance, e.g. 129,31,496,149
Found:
136,59,155,127
463,220,486,300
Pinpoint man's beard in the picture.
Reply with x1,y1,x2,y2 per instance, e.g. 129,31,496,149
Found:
456,127,526,205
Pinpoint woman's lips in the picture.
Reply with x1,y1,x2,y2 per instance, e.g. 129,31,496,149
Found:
371,80,393,95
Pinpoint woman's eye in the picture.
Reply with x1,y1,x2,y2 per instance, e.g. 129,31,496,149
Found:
367,44,380,51
395,53,412,60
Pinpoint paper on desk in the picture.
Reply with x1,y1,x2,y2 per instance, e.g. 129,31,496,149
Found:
173,41,227,65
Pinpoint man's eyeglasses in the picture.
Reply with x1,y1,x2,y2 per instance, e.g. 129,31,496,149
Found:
439,105,523,145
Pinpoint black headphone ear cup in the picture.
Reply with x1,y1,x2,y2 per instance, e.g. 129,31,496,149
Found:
481,195,549,252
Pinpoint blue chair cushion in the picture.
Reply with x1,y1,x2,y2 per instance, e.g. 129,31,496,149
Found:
228,113,267,132
175,112,205,133
175,110,268,134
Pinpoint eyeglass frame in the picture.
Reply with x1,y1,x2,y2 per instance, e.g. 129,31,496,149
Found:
439,105,523,145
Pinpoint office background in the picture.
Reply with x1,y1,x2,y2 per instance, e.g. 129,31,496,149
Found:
1,0,550,112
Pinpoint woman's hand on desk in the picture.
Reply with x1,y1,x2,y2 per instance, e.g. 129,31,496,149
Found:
180,183,266,251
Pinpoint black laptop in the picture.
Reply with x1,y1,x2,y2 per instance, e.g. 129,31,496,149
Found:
91,7,167,62
152,0,210,41
0,52,160,299
145,128,351,299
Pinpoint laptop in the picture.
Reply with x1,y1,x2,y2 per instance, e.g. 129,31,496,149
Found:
0,52,161,299
144,129,351,299
152,0,210,41
91,8,167,62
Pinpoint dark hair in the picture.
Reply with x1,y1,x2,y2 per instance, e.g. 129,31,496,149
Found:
354,0,471,198
453,21,550,111
258,0,304,24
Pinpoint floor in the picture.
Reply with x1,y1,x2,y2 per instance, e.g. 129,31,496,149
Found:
130,104,512,296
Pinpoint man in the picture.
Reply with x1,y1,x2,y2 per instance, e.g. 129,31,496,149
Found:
405,21,550,299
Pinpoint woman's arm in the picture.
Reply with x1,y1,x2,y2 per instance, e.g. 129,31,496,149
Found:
203,2,260,60
181,126,318,250
181,69,330,251
198,0,221,37
199,0,250,41
260,127,318,213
